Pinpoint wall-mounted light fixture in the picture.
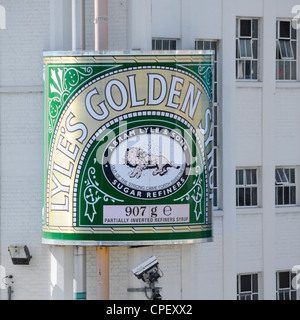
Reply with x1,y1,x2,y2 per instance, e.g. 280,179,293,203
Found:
8,245,32,265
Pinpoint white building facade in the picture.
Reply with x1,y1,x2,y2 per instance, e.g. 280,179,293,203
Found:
0,0,300,300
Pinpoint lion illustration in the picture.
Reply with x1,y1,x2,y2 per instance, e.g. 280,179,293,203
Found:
125,147,180,179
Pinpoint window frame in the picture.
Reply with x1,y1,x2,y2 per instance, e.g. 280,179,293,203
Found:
236,168,258,208
152,38,177,50
276,19,298,80
275,167,296,206
276,270,297,300
237,273,259,300
236,17,259,81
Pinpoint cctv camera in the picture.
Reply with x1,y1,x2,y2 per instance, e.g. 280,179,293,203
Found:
131,256,159,280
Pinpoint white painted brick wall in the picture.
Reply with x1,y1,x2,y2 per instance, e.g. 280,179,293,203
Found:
276,211,300,270
235,87,262,167
0,0,50,300
275,88,300,165
236,213,263,273
108,0,128,50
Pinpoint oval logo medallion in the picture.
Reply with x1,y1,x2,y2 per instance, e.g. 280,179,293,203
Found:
102,125,191,199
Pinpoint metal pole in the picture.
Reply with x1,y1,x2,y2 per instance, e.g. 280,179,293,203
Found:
94,0,109,301
96,246,109,299
72,0,85,51
94,0,108,51
73,246,87,300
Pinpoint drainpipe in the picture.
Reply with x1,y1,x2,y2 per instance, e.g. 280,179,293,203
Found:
72,0,86,300
72,0,85,51
94,0,109,300
94,0,108,50
96,247,109,299
73,246,87,300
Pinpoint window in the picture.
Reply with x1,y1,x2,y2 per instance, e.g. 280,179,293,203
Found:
236,168,258,207
152,38,177,50
236,18,259,80
276,271,297,300
275,168,296,205
276,20,297,80
195,40,219,208
237,273,259,300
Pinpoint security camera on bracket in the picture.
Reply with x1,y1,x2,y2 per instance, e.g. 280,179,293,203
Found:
131,256,163,300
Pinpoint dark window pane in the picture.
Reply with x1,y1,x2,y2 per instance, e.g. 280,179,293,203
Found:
252,274,258,293
237,170,243,185
238,188,245,206
213,189,217,207
214,105,218,125
214,127,217,146
279,40,287,57
278,61,284,80
290,169,295,183
284,187,290,204
214,63,217,82
213,167,217,186
284,291,289,300
246,170,251,184
163,40,169,50
279,272,290,289
251,169,257,184
245,60,251,79
204,41,210,50
252,188,257,206
197,41,203,50
279,291,284,300
291,291,297,300
245,187,251,205
291,25,297,39
156,40,162,50
291,61,296,80
237,60,244,79
170,40,176,50
291,186,296,204
252,40,258,59
275,169,281,183
277,186,283,205
211,41,217,58
214,82,218,103
284,168,290,182
241,275,252,292
285,61,290,80
252,61,258,79
240,19,252,37
280,21,291,38
252,19,258,38
292,40,296,57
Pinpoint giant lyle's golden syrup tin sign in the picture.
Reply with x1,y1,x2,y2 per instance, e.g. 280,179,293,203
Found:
42,52,214,245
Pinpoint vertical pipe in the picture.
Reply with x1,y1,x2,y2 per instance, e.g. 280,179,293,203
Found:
73,246,87,300
94,0,109,301
71,0,86,300
262,0,276,299
221,0,237,299
96,247,109,300
94,0,108,51
72,0,85,51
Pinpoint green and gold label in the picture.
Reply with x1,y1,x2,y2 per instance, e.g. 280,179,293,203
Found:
42,53,214,245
